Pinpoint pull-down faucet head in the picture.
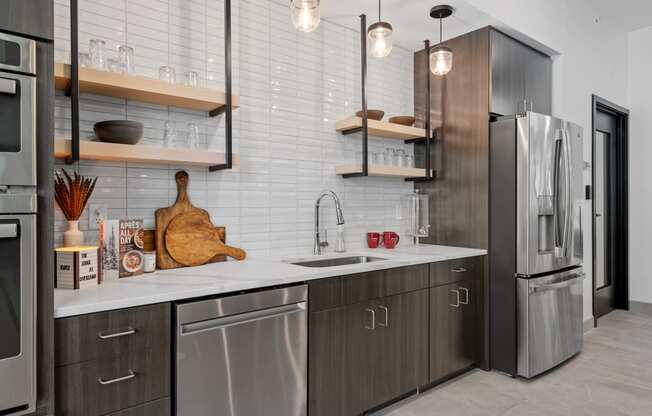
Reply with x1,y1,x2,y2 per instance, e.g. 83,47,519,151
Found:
314,190,345,255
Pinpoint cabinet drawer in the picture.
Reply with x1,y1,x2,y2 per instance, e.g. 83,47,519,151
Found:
104,398,170,416
344,265,429,305
430,257,482,287
55,348,170,416
55,303,171,367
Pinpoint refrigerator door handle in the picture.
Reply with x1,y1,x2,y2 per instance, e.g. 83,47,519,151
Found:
553,130,563,251
562,129,573,257
530,272,585,293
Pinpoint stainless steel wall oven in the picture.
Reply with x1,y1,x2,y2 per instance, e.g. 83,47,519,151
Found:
0,31,37,416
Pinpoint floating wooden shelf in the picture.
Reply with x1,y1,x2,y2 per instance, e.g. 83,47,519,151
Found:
335,164,431,178
335,117,426,140
54,138,239,167
54,63,239,114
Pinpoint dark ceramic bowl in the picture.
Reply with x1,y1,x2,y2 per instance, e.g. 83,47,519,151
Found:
94,120,144,145
355,109,385,121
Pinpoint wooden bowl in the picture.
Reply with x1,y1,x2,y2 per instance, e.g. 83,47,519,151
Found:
388,116,416,126
355,109,385,121
94,120,143,145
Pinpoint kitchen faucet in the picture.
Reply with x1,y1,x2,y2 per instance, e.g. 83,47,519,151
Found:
314,190,345,255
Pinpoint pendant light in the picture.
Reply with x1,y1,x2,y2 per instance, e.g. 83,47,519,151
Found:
367,0,393,58
429,5,454,76
290,0,321,33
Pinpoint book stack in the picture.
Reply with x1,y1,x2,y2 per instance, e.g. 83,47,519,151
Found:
55,246,100,289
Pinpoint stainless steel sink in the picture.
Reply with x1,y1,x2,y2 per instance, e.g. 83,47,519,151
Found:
289,256,388,268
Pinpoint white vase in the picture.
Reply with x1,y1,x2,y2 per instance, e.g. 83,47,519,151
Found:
63,220,84,247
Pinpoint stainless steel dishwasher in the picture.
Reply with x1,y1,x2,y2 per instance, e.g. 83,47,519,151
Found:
175,285,307,416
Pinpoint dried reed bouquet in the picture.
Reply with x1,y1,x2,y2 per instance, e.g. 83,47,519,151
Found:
54,169,98,221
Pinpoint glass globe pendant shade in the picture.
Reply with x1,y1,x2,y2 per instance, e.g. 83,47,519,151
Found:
367,21,393,58
290,0,320,33
430,45,453,76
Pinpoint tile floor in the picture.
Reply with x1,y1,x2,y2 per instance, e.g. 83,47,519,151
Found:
375,311,652,416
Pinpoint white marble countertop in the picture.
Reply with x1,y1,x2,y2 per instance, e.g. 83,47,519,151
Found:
54,244,486,318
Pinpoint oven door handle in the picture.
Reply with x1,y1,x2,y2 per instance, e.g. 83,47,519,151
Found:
0,223,18,238
0,78,17,95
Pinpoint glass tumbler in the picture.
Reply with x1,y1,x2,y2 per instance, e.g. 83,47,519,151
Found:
118,45,135,74
384,148,396,166
185,71,199,87
89,39,107,70
187,123,200,149
405,154,415,168
395,149,406,166
159,66,176,83
78,52,91,68
163,121,177,148
107,58,123,73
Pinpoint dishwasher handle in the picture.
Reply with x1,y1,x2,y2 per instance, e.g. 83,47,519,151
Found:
180,301,307,336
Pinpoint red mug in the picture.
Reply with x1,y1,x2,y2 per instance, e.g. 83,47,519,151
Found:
383,231,400,249
367,232,382,248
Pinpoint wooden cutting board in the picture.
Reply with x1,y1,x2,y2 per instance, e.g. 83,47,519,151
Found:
142,227,227,264
165,212,246,266
155,171,210,269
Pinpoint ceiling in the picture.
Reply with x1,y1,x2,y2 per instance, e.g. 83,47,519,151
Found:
319,0,499,50
588,0,652,33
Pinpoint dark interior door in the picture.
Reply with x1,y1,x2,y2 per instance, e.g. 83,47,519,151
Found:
594,105,628,318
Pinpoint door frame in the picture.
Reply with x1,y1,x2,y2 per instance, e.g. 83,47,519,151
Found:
591,94,630,326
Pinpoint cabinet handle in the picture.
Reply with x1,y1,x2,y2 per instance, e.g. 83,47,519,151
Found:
98,370,136,385
459,287,469,305
378,305,389,327
98,327,137,340
365,308,375,330
450,290,460,308
451,267,467,273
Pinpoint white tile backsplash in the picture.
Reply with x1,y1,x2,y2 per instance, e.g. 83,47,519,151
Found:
54,0,415,256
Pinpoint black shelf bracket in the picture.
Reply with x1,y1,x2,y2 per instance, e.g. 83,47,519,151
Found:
66,0,80,165
209,0,233,171
341,126,363,135
405,39,435,182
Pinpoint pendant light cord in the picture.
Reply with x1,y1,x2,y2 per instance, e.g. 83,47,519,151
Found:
439,18,443,43
378,0,381,21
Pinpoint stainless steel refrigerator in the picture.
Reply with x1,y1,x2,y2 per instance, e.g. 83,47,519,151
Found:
489,111,585,378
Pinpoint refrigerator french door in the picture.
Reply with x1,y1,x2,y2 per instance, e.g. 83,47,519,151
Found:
490,111,584,378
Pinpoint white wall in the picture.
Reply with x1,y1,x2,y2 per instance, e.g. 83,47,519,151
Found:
465,0,630,320
628,26,652,304
53,0,416,257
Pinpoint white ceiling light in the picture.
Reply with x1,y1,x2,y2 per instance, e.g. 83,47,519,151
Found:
429,5,454,76
367,0,393,58
290,0,320,33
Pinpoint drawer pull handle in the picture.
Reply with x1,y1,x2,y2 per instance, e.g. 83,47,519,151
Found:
98,370,136,385
98,327,137,340
451,267,467,273
450,290,460,308
378,305,389,327
365,308,375,330
459,287,469,305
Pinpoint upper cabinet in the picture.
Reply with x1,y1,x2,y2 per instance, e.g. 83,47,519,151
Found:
490,30,552,116
0,0,53,41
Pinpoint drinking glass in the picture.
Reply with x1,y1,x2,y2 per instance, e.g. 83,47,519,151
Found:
371,152,385,166
185,71,199,87
118,45,135,74
405,154,415,168
384,148,396,166
89,39,107,70
187,123,200,149
163,121,177,148
78,52,91,68
159,66,176,83
395,149,406,166
107,58,123,73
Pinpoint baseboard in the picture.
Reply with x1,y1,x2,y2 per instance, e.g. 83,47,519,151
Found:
630,301,652,317
583,316,595,333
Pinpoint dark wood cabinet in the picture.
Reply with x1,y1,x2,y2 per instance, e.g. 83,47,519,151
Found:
429,279,479,383
0,0,53,40
55,304,171,416
490,29,552,116
308,265,428,416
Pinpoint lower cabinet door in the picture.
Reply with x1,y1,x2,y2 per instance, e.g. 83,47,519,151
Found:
429,281,477,383
371,290,428,410
308,300,376,416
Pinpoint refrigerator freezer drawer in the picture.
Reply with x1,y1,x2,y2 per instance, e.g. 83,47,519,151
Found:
517,269,584,378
